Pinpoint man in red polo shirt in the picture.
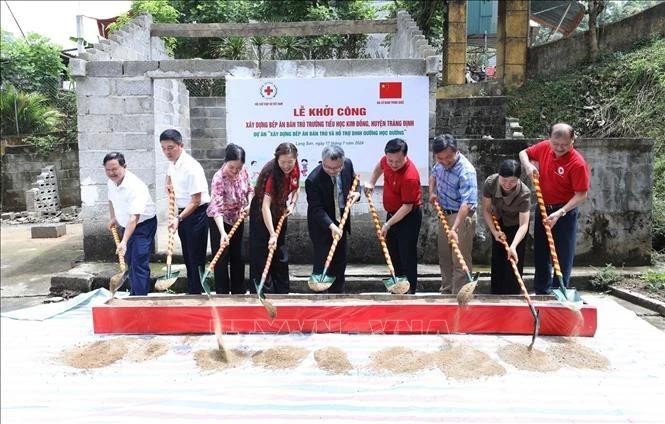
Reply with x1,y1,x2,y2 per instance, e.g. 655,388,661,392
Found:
519,123,590,294
365,138,423,294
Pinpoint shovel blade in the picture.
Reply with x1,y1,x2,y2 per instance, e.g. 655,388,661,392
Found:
200,267,213,298
383,276,410,294
155,270,180,292
528,309,541,350
552,287,583,311
109,270,129,294
307,273,336,292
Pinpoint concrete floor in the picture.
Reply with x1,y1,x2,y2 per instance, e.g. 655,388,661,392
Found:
0,223,83,312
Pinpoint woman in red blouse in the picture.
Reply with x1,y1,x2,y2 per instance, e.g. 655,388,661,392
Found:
249,142,300,294
206,143,253,294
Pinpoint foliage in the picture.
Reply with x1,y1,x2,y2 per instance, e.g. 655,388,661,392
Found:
0,85,62,136
108,0,179,55
24,134,61,155
385,0,443,52
0,31,67,98
162,0,376,59
590,264,623,290
641,271,665,291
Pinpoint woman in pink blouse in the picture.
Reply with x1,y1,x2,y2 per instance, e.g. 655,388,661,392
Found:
206,143,253,294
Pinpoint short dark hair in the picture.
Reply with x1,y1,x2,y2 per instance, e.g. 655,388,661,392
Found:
432,134,458,153
385,138,408,155
224,143,246,163
498,159,521,178
103,152,126,166
159,129,183,145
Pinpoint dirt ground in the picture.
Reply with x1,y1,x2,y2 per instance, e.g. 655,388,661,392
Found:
614,278,665,303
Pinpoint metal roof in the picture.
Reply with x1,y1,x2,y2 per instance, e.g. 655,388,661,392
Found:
530,0,586,37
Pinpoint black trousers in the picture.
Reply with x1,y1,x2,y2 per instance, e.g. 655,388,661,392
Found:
209,218,245,294
386,207,422,294
249,215,290,294
490,220,527,295
177,204,209,294
311,220,348,293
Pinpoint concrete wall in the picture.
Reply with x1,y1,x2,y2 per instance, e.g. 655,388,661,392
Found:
436,96,507,139
285,137,653,267
1,144,80,211
528,2,665,78
189,97,226,183
72,13,191,260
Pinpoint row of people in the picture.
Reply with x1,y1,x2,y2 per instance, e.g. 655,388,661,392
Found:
103,123,589,296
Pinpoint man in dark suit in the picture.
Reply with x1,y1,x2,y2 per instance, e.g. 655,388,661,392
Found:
305,145,360,293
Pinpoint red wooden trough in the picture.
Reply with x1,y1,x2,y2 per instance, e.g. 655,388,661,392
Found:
92,294,597,337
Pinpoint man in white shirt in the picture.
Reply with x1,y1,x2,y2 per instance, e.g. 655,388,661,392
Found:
105,152,157,295
160,129,211,294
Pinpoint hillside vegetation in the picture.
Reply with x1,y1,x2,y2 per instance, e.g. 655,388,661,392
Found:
509,36,665,249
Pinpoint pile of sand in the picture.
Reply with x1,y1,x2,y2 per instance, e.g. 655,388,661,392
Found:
497,343,560,372
194,348,251,371
433,344,506,380
252,346,309,369
370,347,432,374
126,340,169,362
548,341,610,370
61,338,134,369
314,347,353,374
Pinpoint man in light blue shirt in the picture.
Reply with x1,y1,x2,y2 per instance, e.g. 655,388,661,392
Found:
428,134,478,294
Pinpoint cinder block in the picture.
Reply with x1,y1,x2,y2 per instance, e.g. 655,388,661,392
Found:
86,61,123,77
31,224,67,239
123,96,153,114
75,78,112,96
115,79,153,95
123,60,159,76
69,59,86,77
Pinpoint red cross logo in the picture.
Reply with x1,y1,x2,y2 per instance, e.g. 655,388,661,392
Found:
260,82,277,99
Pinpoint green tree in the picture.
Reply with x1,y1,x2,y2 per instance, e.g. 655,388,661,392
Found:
0,31,67,98
0,85,62,136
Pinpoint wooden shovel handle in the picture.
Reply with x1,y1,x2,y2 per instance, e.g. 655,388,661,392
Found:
208,211,247,272
110,226,126,272
364,189,396,277
166,187,176,266
531,172,563,279
433,200,469,274
490,213,533,301
323,174,360,269
259,202,293,286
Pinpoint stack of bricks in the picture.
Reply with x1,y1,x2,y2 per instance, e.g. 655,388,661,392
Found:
29,166,60,216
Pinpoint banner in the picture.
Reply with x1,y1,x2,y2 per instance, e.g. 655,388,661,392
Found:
226,76,429,185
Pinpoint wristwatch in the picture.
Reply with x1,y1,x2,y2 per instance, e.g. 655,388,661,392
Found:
559,207,567,217
177,215,183,222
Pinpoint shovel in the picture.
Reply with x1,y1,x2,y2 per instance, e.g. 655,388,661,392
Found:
531,172,582,310
197,212,244,362
155,187,180,291
199,211,248,297
308,174,360,292
364,188,410,294
491,213,540,350
432,201,479,306
254,202,295,318
109,225,129,295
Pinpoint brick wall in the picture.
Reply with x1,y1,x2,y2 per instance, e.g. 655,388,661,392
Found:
435,97,507,139
1,144,80,211
189,97,226,182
